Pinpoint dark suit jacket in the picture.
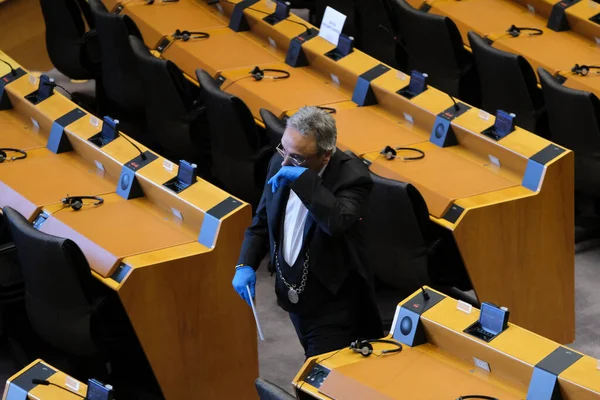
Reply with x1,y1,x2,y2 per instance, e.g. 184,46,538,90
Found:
238,150,383,337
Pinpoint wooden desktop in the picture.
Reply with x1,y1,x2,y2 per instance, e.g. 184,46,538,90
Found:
0,52,258,399
293,287,600,400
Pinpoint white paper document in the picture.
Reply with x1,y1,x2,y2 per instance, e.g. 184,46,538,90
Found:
319,6,347,46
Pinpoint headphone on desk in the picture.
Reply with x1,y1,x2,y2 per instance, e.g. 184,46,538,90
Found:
0,148,27,163
507,24,543,37
456,396,499,400
250,66,291,81
571,64,600,76
61,196,104,211
172,29,210,41
381,145,425,161
350,339,402,357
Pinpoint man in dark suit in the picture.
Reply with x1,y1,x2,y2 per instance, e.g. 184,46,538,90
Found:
232,106,382,358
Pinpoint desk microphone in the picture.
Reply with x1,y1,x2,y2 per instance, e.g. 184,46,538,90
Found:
447,93,460,113
119,133,147,161
32,379,85,399
0,58,17,77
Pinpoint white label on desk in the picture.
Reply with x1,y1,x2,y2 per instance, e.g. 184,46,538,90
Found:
330,73,340,86
90,115,99,127
456,300,472,314
473,357,491,373
29,74,37,86
163,159,174,172
526,4,535,13
171,208,184,220
319,6,347,46
489,154,501,167
30,117,40,132
268,37,277,49
396,71,408,81
94,160,105,172
65,376,80,391
216,3,224,13
403,113,414,124
478,110,490,121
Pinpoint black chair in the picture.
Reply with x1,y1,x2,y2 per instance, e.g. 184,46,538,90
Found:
88,0,147,140
468,31,547,137
255,378,296,400
538,67,600,242
388,0,480,106
355,0,402,68
196,69,273,210
363,170,476,330
129,35,211,177
260,108,286,148
40,0,100,80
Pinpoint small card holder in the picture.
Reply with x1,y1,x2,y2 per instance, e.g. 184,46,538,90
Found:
481,110,516,141
88,116,119,148
324,34,354,62
397,71,428,99
163,160,197,194
464,302,509,343
263,0,290,25
25,75,54,105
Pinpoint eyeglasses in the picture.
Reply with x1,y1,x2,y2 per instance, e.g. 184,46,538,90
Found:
276,143,311,166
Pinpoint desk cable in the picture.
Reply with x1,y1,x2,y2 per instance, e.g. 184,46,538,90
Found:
43,81,73,98
208,0,311,33
31,379,84,399
219,74,254,92
0,58,17,76
456,396,499,400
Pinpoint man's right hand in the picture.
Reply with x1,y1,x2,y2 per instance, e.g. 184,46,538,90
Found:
232,265,256,306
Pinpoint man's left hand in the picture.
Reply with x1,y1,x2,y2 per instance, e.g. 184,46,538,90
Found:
267,166,308,193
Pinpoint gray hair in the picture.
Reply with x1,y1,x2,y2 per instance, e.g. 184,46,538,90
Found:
286,106,337,154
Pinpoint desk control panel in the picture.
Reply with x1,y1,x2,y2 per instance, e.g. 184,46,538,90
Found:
303,364,330,389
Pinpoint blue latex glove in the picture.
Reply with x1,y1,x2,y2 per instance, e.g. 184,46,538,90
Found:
267,166,308,193
232,265,256,306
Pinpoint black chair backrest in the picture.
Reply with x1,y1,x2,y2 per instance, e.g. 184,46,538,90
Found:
389,0,468,94
365,173,431,293
468,31,543,132
260,108,285,148
355,0,397,67
538,67,600,155
40,0,98,80
88,0,145,113
196,69,266,201
3,207,98,356
255,378,296,400
129,36,205,164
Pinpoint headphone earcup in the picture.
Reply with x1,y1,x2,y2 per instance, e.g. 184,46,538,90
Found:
71,200,83,211
182,31,191,41
359,341,373,357
0,150,6,163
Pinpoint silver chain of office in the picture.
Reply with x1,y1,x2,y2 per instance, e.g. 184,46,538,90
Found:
273,243,309,304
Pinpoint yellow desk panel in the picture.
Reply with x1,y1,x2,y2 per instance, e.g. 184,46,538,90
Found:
221,62,350,118
123,0,227,47
0,148,115,219
364,142,520,218
40,193,200,277
0,108,47,149
164,27,281,78
332,106,428,154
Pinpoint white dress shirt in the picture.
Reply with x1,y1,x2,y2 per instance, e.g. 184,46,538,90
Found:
282,164,327,266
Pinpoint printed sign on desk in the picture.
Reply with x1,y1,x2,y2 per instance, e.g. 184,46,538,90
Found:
319,6,346,46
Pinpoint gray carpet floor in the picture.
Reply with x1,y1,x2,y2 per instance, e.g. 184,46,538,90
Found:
257,244,600,394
